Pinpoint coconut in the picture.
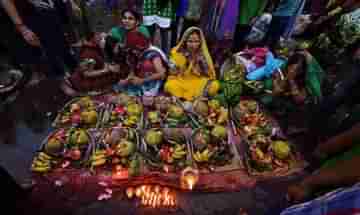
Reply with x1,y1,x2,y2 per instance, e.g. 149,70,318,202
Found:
211,125,227,140
45,138,63,156
208,99,221,111
116,140,136,157
168,105,184,119
80,110,98,124
127,103,143,116
193,100,209,117
145,129,163,146
148,111,160,123
272,141,291,160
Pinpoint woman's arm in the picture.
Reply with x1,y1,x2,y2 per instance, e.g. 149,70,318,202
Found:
315,123,360,158
0,0,41,46
288,154,360,203
130,57,166,86
145,57,167,81
289,80,306,104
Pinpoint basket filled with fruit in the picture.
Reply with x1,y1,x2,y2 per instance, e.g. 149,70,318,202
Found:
32,128,94,173
191,125,235,170
53,96,102,128
231,100,273,138
142,128,190,172
101,94,144,129
143,96,193,128
191,98,229,128
244,135,303,177
89,127,141,177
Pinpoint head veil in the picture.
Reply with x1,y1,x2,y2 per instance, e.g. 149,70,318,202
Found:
171,27,216,79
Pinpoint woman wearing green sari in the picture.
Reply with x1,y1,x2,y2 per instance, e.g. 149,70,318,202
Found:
261,51,324,115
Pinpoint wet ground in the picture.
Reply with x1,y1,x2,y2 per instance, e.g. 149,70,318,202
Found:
0,78,305,215
0,4,307,213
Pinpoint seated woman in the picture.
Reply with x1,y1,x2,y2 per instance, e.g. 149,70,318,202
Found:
61,32,121,96
262,51,324,112
164,27,218,101
105,9,151,61
112,30,168,96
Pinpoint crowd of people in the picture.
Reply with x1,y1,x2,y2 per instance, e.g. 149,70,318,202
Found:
1,0,360,214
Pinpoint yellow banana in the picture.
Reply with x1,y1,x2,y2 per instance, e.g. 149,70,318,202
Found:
33,159,50,167
172,151,186,159
174,150,186,156
201,149,210,162
175,144,185,152
95,150,106,156
193,153,200,162
194,152,203,162
92,154,106,161
39,152,53,160
31,166,51,173
92,158,107,167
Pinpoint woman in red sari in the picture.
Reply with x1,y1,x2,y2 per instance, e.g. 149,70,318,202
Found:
61,32,122,96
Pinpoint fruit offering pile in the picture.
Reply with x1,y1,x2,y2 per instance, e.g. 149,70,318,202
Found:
102,94,143,128
192,98,229,128
192,126,233,168
143,96,191,128
32,94,303,180
232,100,299,175
32,128,92,173
90,128,140,176
53,97,100,128
143,128,189,172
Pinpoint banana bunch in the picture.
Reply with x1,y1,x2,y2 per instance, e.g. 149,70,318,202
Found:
193,149,213,163
31,152,56,173
123,115,139,127
172,144,186,160
217,107,229,125
91,149,107,167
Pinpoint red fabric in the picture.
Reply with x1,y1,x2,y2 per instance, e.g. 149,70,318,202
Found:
79,42,105,70
125,31,150,50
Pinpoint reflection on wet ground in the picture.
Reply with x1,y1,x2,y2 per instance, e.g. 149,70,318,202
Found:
0,79,69,181
0,79,304,215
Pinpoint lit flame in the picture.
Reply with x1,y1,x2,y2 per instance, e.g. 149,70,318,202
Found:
180,167,199,190
126,185,177,208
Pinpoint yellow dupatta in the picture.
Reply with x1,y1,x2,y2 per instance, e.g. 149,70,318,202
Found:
165,27,217,101
170,27,216,79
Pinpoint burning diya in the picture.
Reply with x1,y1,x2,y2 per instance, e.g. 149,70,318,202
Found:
126,185,177,208
180,167,199,190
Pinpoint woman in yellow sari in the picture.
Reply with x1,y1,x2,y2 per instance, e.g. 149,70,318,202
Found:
164,27,218,101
